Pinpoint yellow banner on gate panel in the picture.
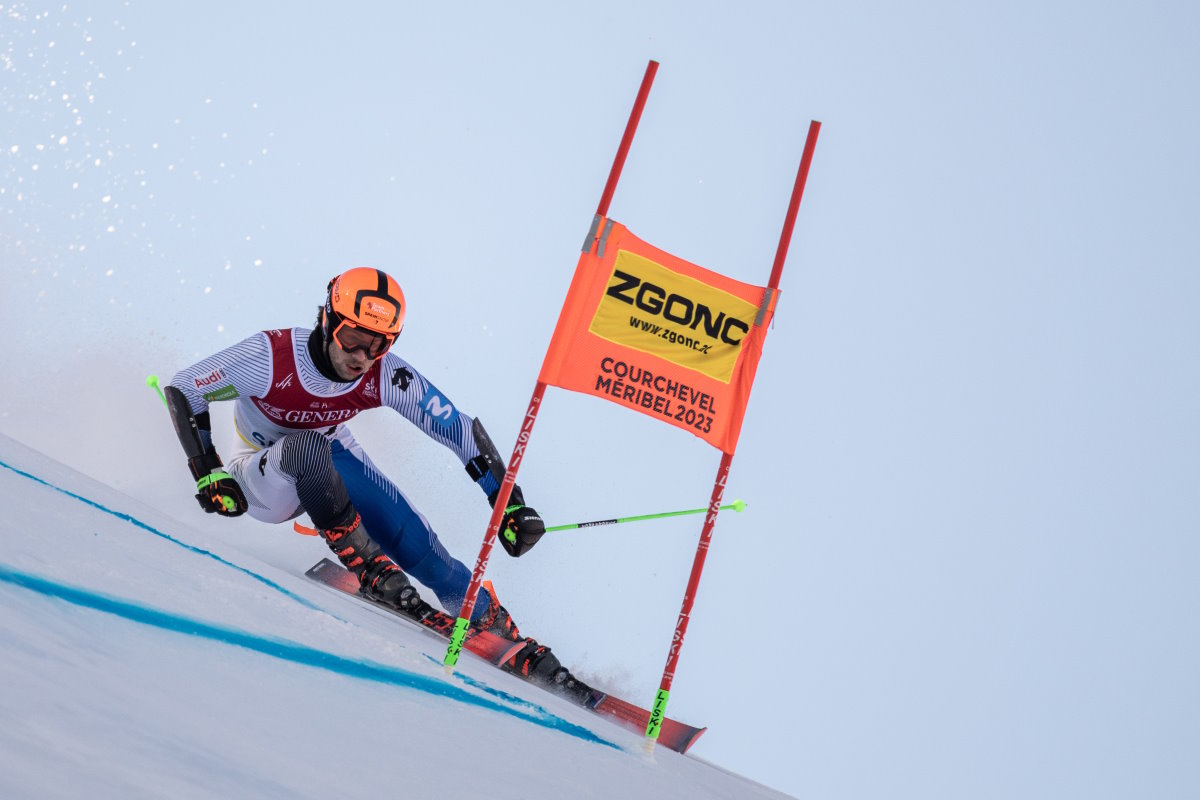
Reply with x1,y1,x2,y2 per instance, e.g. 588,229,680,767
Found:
538,218,778,454
588,249,761,384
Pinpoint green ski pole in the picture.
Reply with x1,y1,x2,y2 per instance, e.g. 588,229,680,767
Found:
146,374,168,408
544,500,747,533
501,501,747,548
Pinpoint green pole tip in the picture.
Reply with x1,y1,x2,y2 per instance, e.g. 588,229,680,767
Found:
146,374,168,408
730,499,747,512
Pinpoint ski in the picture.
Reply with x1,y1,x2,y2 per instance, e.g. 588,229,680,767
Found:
305,558,525,667
305,558,706,753
590,693,706,754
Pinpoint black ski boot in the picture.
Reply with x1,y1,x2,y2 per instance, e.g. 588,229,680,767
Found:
548,665,604,708
471,580,601,707
506,640,602,707
320,512,421,613
471,580,523,642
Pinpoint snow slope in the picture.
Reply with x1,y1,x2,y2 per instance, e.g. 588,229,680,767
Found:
0,433,791,800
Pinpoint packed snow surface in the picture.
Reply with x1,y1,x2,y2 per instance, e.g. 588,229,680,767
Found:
0,435,790,800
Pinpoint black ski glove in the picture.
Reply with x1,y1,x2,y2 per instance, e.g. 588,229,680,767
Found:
488,484,545,557
500,504,545,557
188,450,248,517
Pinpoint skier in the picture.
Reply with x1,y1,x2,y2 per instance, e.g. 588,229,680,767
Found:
164,267,586,697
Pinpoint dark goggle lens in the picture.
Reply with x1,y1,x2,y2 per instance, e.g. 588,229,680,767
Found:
335,324,393,358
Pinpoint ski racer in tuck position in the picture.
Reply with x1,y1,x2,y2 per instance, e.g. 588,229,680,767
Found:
165,266,588,699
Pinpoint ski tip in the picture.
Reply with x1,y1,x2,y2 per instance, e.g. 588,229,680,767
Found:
304,558,339,578
680,726,707,753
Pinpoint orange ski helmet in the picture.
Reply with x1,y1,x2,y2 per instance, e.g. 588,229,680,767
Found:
321,267,405,359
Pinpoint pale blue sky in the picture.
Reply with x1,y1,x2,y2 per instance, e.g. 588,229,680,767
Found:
3,2,1198,797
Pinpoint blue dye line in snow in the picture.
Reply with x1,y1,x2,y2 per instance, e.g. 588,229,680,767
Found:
0,457,319,610
0,457,620,748
427,654,560,716
0,564,616,749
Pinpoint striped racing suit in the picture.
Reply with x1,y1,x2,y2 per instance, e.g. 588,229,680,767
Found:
170,326,503,618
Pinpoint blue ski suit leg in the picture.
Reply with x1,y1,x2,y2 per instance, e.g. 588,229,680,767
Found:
331,440,492,620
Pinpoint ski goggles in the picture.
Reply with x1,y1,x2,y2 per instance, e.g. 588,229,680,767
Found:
331,319,395,359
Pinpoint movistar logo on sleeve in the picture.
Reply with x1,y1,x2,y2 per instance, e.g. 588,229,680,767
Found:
421,385,458,430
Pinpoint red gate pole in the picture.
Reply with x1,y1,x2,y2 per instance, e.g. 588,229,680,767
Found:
644,119,821,742
598,60,659,217
769,120,822,289
444,60,661,667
